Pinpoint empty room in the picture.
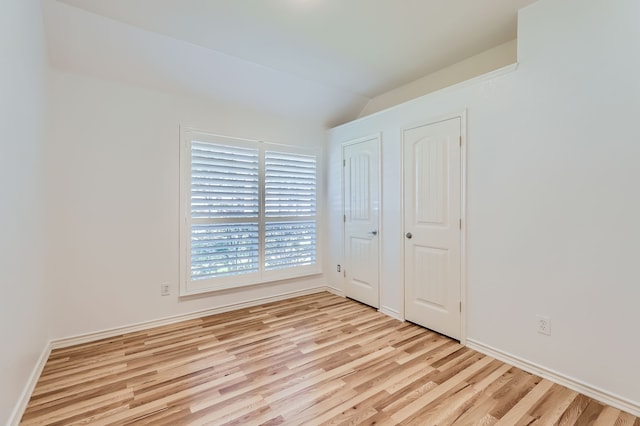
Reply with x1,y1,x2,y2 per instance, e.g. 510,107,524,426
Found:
2,0,639,424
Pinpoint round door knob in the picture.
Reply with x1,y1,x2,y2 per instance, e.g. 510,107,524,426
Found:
406,232,412,239
369,230,378,236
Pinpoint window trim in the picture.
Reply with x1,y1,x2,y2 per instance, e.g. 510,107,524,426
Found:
179,128,322,296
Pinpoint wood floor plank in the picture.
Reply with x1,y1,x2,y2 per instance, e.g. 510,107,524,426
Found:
595,407,625,425
615,412,640,426
20,292,639,425
493,378,555,425
526,384,579,425
450,367,517,425
557,394,593,425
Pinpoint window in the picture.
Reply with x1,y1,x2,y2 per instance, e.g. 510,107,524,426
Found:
180,130,320,295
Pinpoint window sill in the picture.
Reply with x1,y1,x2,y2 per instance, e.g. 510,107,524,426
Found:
179,267,323,297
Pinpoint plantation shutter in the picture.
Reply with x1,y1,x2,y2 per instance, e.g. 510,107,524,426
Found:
190,141,260,280
264,151,317,271
181,130,320,295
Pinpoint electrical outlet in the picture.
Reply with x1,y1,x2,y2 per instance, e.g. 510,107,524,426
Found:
536,315,551,335
336,264,341,272
161,283,170,296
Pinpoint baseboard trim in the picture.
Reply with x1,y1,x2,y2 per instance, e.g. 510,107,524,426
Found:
51,286,328,350
324,285,345,297
466,338,640,417
8,342,52,426
379,306,403,321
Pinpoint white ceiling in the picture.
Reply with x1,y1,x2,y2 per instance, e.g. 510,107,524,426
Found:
45,0,537,126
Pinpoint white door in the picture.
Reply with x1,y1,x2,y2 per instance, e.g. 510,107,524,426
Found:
403,117,462,340
343,137,380,308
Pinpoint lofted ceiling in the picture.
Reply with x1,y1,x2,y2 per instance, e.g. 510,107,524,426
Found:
44,0,537,126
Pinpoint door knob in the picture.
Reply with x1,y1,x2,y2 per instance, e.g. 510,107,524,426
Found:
369,230,378,236
405,232,412,239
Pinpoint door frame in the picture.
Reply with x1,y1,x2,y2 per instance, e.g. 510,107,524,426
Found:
400,111,468,345
341,133,383,309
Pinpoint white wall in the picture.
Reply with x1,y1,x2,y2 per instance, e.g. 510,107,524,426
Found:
43,0,368,131
358,40,517,118
48,70,328,340
328,0,640,410
0,0,50,423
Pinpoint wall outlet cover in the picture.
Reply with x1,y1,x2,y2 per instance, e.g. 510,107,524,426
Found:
536,315,551,335
161,283,170,296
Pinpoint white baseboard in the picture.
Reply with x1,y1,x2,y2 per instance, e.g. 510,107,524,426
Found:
379,305,403,321
51,286,328,349
466,338,640,417
323,291,402,322
8,343,52,426
325,285,345,297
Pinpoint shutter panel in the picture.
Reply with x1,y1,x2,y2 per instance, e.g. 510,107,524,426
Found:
265,221,316,271
191,223,259,279
264,151,317,271
265,152,316,217
190,141,259,280
191,142,259,218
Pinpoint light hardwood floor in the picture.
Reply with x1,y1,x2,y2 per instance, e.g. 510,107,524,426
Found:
21,292,639,425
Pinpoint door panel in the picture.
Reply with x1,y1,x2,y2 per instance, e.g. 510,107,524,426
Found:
347,236,376,292
416,137,448,225
344,137,380,308
414,246,448,309
404,118,461,339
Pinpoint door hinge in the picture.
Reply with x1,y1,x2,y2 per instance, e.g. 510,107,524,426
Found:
343,159,346,166
459,302,462,312
459,136,462,147
344,214,346,222
459,219,462,229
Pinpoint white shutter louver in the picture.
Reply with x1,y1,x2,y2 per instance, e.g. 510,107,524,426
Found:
264,151,317,271
265,151,316,217
191,223,259,279
191,142,259,218
265,221,316,270
190,142,259,280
